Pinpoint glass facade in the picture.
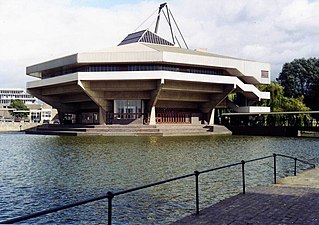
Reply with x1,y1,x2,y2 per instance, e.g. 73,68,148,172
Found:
41,64,226,79
80,112,99,124
114,100,144,120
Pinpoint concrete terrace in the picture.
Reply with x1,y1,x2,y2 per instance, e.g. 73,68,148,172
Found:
172,168,319,225
25,124,231,136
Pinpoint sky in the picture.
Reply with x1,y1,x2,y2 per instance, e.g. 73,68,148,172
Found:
0,0,318,89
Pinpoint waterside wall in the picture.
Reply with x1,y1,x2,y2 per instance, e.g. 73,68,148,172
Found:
229,126,299,137
0,122,38,132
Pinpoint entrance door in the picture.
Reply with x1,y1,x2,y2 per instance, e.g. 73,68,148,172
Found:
113,100,144,123
125,106,136,119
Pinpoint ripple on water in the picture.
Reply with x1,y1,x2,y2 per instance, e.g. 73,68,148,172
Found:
1,133,319,224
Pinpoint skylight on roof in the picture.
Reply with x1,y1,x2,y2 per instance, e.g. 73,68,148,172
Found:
118,30,174,46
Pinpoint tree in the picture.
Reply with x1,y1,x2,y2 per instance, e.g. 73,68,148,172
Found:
258,82,309,112
9,99,29,118
277,58,319,109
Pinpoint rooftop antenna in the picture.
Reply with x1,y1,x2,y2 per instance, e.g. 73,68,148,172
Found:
154,3,188,49
154,3,167,34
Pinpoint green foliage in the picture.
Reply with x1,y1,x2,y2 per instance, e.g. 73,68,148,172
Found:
227,93,236,102
277,57,319,109
258,82,283,111
281,96,309,111
9,99,29,118
258,82,309,112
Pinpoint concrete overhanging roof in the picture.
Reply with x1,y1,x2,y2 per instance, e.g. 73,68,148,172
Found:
26,54,78,78
26,42,270,85
26,71,270,101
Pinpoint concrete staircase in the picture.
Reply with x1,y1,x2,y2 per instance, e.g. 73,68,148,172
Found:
156,124,213,136
26,124,162,136
84,125,162,136
211,125,232,135
25,124,231,136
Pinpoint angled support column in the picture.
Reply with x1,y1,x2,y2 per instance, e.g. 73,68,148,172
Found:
209,108,215,125
147,79,164,111
99,107,107,125
149,106,156,125
201,84,236,113
79,80,111,125
147,79,164,125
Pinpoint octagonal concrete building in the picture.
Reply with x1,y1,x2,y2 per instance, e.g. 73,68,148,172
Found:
26,29,270,126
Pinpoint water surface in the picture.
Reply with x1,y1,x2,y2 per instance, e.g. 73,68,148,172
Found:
0,133,318,224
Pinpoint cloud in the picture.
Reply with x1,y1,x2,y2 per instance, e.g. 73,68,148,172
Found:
0,0,318,88
170,0,319,78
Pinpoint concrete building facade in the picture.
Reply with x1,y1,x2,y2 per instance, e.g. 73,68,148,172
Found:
26,30,270,125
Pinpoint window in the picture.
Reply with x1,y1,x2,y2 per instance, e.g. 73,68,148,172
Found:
114,100,143,120
261,70,269,78
41,63,225,78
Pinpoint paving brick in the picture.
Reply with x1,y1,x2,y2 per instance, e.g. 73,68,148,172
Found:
171,186,319,225
172,169,319,224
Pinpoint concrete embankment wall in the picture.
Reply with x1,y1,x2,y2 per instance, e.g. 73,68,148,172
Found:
228,126,299,137
0,122,38,132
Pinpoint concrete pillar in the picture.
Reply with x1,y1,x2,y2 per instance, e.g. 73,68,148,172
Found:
28,111,32,122
149,106,156,125
58,110,65,124
99,107,107,125
209,108,215,125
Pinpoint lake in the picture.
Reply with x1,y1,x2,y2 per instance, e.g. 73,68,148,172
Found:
0,133,318,224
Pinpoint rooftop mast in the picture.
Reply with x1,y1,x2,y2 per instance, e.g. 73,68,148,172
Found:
154,3,167,34
154,2,188,49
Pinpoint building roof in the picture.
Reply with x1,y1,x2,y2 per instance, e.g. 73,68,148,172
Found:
26,40,270,85
142,43,250,61
117,29,250,61
118,30,174,46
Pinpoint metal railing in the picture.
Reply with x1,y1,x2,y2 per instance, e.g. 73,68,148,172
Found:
156,112,192,124
0,153,315,224
221,112,319,128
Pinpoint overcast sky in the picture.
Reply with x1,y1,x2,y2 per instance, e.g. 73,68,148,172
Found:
0,0,318,89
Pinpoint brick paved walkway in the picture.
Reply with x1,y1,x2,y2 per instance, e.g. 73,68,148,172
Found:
172,169,319,225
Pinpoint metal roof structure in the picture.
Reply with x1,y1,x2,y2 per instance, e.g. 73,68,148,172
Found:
118,30,174,46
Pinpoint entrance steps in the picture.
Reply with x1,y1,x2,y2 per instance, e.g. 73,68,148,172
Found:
156,124,212,136
25,124,231,136
84,125,161,136
26,124,162,136
156,124,231,136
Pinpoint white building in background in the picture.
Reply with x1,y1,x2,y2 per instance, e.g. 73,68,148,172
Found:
0,88,37,106
0,88,57,123
27,103,58,123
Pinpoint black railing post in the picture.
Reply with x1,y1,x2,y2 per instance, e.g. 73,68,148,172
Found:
194,170,200,215
241,160,246,194
273,153,277,184
294,158,297,176
107,191,114,225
